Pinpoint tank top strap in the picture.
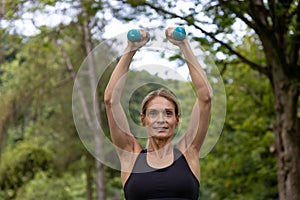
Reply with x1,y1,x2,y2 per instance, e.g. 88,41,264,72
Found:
173,147,183,161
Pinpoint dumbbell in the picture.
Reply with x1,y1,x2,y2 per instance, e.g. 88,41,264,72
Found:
127,27,186,42
173,26,186,41
127,29,150,42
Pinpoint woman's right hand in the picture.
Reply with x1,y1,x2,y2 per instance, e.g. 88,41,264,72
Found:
126,29,149,51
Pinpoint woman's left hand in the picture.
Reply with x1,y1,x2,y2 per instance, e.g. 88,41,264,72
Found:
165,27,187,46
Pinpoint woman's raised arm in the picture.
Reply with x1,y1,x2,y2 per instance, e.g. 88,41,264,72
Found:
104,29,149,154
165,27,213,154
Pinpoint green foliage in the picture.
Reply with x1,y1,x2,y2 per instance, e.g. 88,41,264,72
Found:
105,171,123,200
127,0,146,7
0,141,54,198
200,61,277,199
15,172,73,200
201,131,277,200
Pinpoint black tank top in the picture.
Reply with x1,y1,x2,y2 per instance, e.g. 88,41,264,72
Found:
123,148,200,200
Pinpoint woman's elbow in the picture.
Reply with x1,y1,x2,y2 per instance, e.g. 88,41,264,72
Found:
207,92,213,102
104,90,112,105
198,89,213,103
203,95,213,106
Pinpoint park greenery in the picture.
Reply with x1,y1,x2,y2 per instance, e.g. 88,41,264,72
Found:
0,0,299,200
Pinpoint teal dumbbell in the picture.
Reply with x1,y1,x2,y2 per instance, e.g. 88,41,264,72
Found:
127,29,150,42
173,27,186,41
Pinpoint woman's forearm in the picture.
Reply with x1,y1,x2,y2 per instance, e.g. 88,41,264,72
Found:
179,42,213,102
104,29,149,104
104,49,136,104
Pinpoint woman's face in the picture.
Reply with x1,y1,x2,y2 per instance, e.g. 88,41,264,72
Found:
141,96,179,139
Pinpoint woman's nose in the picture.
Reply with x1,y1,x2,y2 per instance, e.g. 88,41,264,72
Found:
156,112,165,122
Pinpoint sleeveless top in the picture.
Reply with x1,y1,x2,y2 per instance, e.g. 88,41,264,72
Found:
123,148,200,200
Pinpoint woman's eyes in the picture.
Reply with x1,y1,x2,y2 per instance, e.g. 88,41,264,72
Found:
148,110,174,118
165,111,173,117
149,110,158,117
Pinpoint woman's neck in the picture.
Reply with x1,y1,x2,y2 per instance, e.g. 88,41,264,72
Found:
146,141,174,168
147,139,173,157
147,137,172,151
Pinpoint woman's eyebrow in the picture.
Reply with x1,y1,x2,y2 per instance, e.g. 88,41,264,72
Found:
165,108,175,111
148,108,174,111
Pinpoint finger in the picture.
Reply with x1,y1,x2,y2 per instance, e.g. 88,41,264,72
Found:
168,27,175,38
140,29,145,36
165,28,171,38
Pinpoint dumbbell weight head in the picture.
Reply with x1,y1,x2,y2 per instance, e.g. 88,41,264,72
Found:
127,29,150,42
127,29,140,42
173,27,186,41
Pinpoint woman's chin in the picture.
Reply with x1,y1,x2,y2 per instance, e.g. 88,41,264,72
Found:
150,131,173,140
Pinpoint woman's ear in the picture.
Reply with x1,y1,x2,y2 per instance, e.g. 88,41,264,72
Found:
176,113,180,126
140,113,146,126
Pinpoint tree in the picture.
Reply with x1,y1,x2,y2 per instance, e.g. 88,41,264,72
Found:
201,55,277,199
0,142,54,199
15,174,73,200
1,0,114,199
112,0,300,199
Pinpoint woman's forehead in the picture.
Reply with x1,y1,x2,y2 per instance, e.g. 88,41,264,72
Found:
146,97,175,109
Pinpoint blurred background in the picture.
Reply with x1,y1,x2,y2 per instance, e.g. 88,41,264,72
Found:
0,0,299,200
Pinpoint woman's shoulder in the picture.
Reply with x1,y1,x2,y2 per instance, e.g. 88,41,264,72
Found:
176,145,200,181
176,145,200,164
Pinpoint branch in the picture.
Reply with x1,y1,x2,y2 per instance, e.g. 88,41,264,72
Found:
221,60,243,75
56,41,94,129
249,0,271,28
0,0,4,18
192,22,270,76
218,0,259,31
289,1,300,67
139,1,271,77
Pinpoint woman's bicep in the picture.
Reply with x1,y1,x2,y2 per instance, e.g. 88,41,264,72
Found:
105,102,139,151
178,100,211,153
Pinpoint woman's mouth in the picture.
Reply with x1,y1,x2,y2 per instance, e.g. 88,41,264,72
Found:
153,127,169,132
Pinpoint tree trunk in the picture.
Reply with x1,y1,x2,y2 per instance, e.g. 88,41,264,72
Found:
86,154,93,200
255,15,300,196
273,77,300,200
81,3,106,200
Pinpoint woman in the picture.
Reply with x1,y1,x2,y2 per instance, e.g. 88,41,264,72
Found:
104,27,213,200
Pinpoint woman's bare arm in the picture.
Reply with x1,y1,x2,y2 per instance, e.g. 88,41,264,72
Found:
180,41,213,152
165,27,213,153
104,30,149,154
